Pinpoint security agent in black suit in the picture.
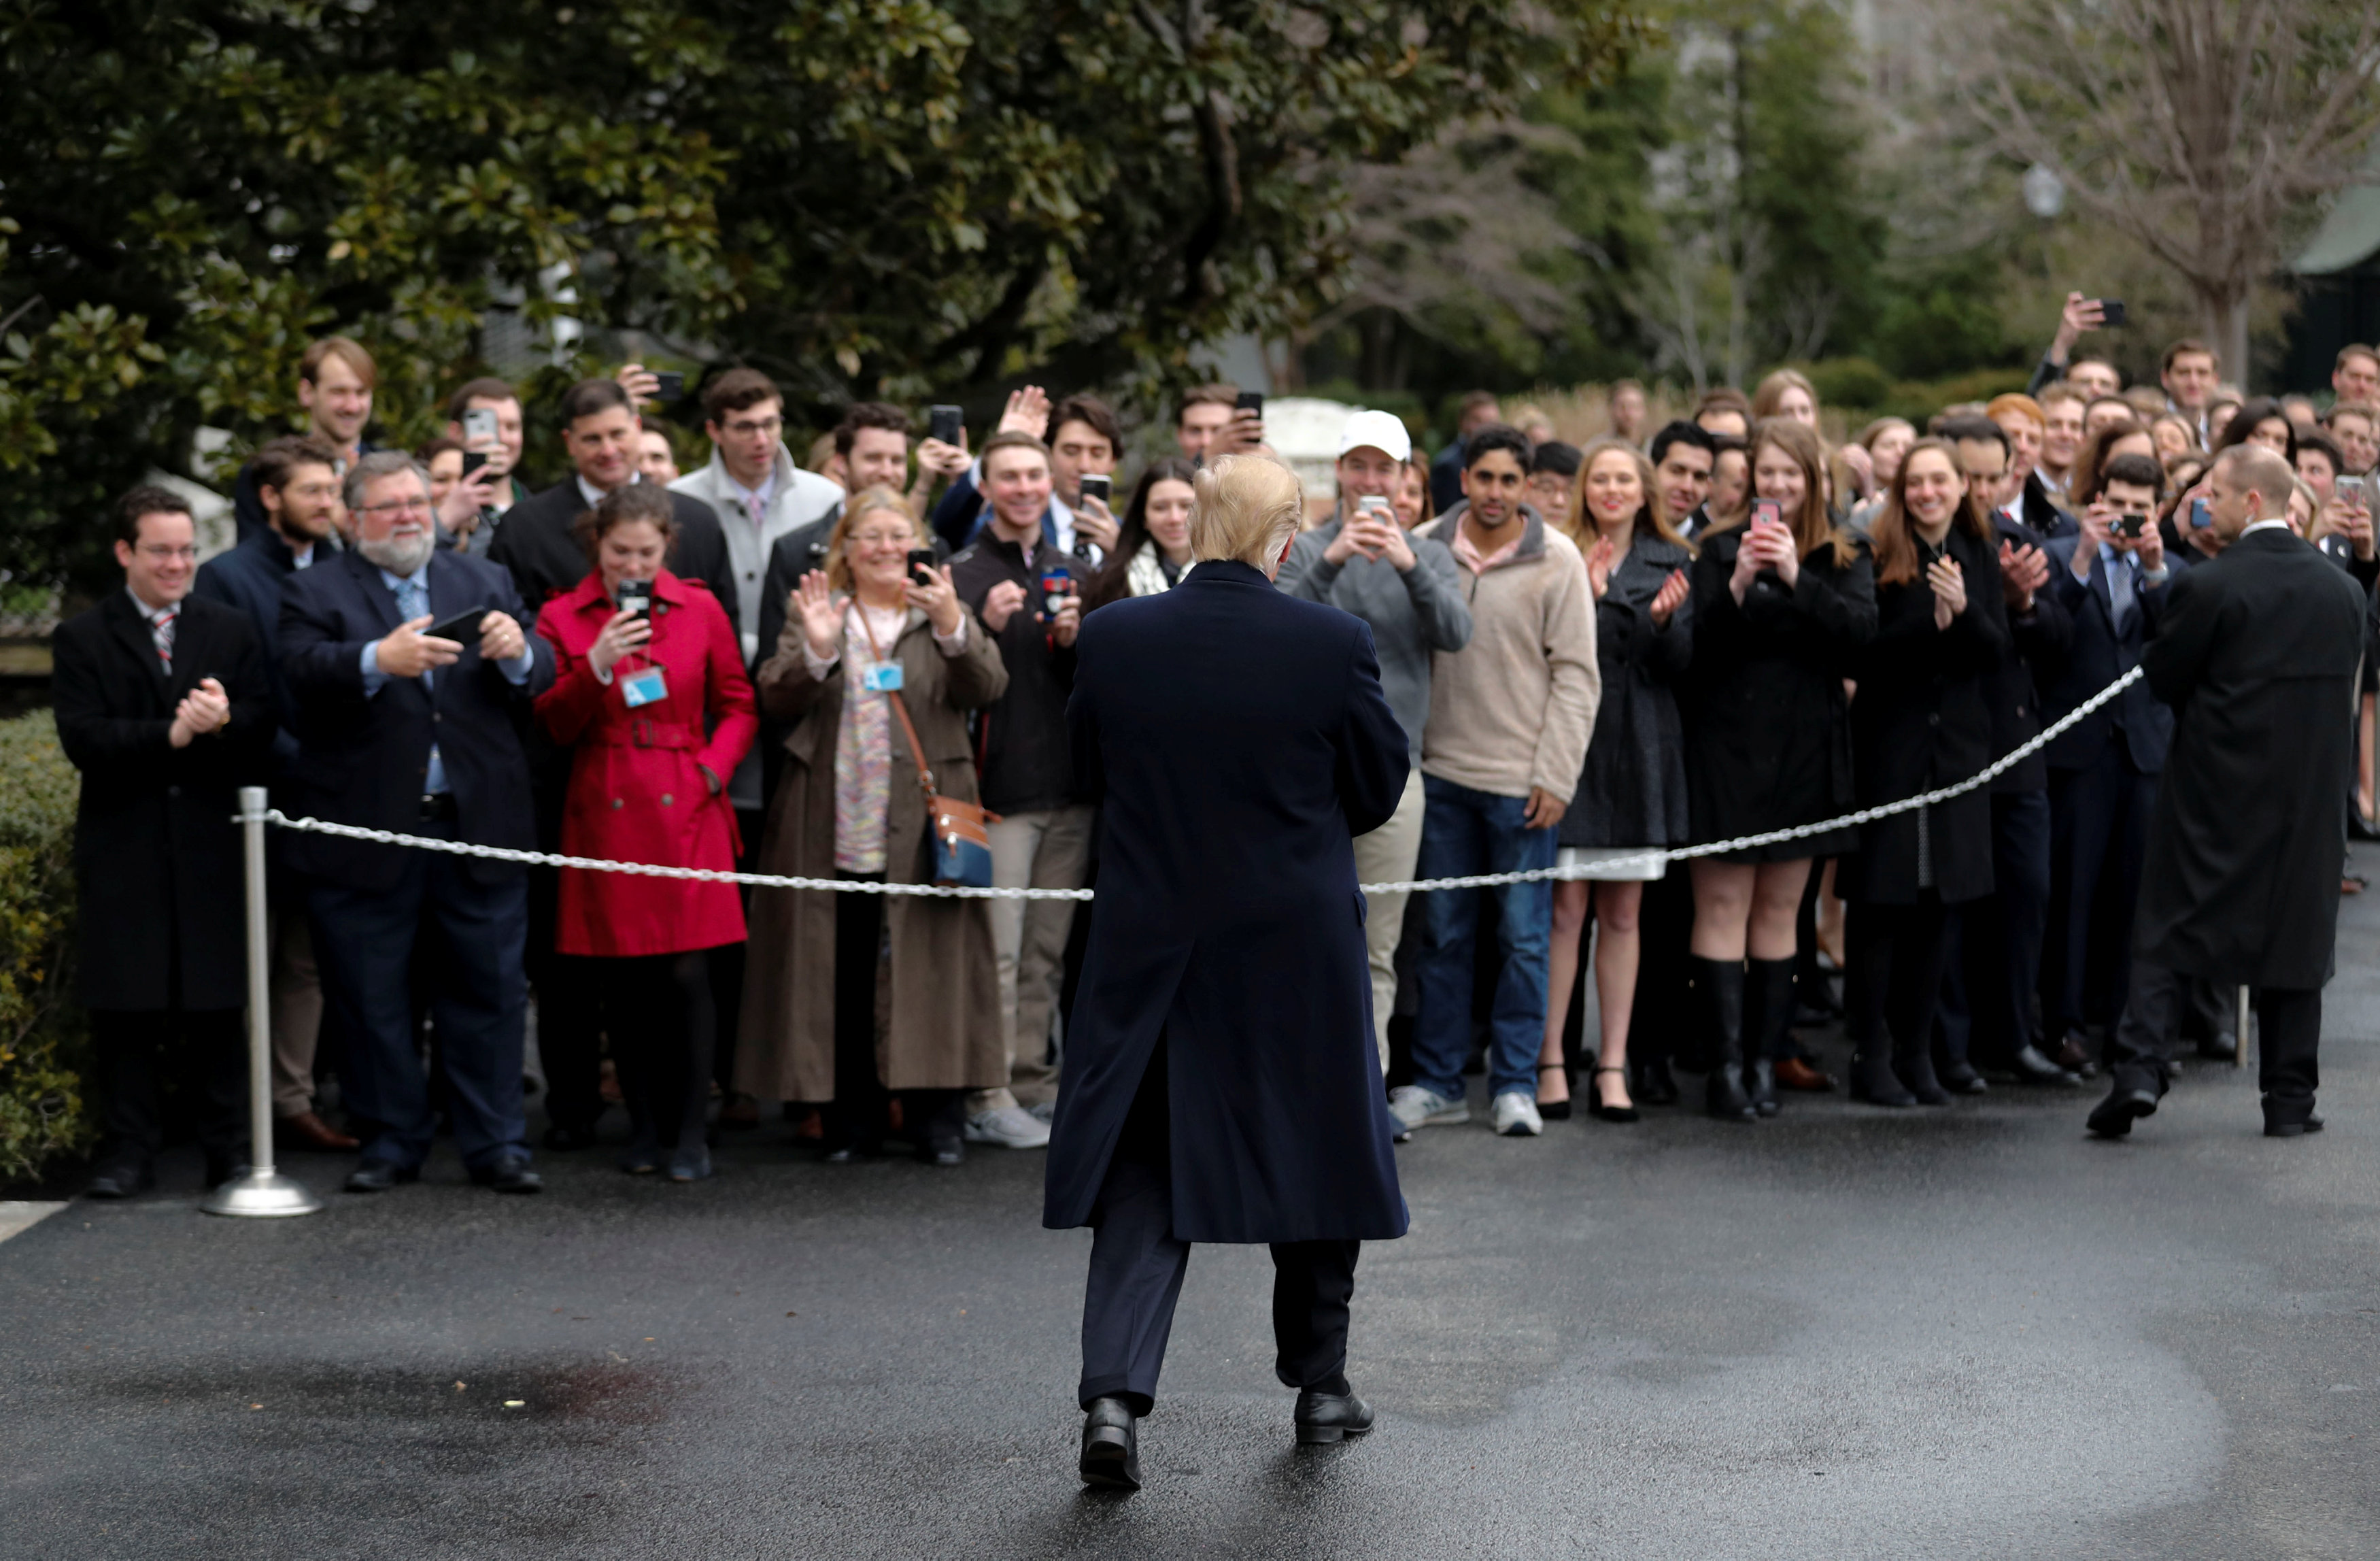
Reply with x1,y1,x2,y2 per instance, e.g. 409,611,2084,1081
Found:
2038,452,2186,1073
52,488,275,1197
484,377,735,1147
2091,446,2367,1139
280,453,556,1192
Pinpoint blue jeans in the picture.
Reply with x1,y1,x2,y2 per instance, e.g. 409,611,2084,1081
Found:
1410,775,1558,1103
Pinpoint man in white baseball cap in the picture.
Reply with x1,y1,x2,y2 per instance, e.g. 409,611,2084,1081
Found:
1278,411,1476,1087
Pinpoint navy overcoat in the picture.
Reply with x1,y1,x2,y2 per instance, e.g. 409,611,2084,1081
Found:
1042,560,1412,1243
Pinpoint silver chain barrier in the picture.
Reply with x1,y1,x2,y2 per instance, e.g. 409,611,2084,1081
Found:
256,666,2143,901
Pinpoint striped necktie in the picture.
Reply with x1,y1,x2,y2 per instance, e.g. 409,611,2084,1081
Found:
148,603,178,673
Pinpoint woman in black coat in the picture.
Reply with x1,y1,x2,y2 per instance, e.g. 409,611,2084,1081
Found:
1839,439,2010,1106
1538,440,1692,1122
1680,418,1877,1121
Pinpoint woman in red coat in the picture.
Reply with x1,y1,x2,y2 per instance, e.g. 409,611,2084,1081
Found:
534,484,756,1181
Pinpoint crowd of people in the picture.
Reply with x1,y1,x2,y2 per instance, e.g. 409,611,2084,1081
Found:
49,304,2380,1197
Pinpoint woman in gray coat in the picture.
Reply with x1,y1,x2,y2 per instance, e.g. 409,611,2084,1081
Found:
1536,440,1694,1121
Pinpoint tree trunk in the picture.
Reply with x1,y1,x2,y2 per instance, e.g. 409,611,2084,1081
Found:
2201,288,2251,394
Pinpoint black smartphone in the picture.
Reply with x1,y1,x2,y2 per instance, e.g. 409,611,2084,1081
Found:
1078,472,1111,505
1236,390,1265,416
2113,511,2148,539
426,606,488,644
616,580,653,620
651,371,685,403
905,548,938,587
460,449,488,479
2098,299,2127,329
929,404,964,446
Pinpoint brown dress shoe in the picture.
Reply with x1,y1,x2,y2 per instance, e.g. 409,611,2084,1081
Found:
276,1110,360,1152
1775,1057,1837,1092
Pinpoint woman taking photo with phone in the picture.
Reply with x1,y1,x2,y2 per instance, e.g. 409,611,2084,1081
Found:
534,484,757,1181
735,486,1010,1166
1839,440,2009,1106
1535,439,1693,1122
1680,418,1877,1121
1085,457,1200,611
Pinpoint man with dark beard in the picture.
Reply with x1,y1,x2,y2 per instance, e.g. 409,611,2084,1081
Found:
279,451,556,1193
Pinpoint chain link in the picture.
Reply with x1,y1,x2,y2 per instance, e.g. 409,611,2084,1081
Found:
255,666,2143,900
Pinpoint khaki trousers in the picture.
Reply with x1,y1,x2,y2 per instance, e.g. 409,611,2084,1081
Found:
1350,769,1427,1071
269,907,326,1118
973,804,1094,1112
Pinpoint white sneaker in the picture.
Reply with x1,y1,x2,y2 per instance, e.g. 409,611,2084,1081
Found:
1387,1085,1469,1130
964,1105,1052,1149
1026,1098,1057,1126
1491,1090,1544,1137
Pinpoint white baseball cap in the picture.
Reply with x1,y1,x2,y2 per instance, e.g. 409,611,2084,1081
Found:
1337,408,1413,464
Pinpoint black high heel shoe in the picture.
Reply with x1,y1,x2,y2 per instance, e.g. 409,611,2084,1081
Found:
1588,1066,1640,1123
1536,1061,1573,1122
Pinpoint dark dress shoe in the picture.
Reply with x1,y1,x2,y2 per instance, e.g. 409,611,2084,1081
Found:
1588,1067,1639,1124
1079,1396,1142,1490
666,1147,713,1183
1293,1388,1376,1445
275,1111,360,1153
2056,1035,2101,1079
1632,1055,1680,1106
1937,1060,1988,1096
204,1157,254,1190
85,1161,154,1200
542,1124,600,1152
344,1158,420,1193
618,1142,663,1175
2087,1086,2160,1139
1848,1049,1915,1107
471,1154,543,1194
919,1137,965,1168
1775,1057,1837,1092
2010,1045,2083,1086
2264,1112,2326,1139
2196,1034,2240,1062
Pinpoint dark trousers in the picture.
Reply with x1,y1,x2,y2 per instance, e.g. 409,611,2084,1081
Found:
599,950,715,1154
2109,962,2322,1114
705,805,769,1095
2043,754,2157,1043
824,874,962,1149
89,1007,246,1170
1846,897,1954,1060
526,863,606,1133
1078,1034,1359,1415
1947,790,2054,1066
309,836,531,1171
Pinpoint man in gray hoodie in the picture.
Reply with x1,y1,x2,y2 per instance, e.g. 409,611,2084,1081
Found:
1278,409,1474,1070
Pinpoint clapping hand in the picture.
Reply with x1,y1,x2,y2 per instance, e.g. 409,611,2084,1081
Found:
167,676,230,749
792,571,845,662
1648,567,1690,626
1929,556,1967,631
1999,539,2049,611
1585,533,1617,601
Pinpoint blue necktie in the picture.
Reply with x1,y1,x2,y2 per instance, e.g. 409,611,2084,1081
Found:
394,575,448,795
2103,546,2136,637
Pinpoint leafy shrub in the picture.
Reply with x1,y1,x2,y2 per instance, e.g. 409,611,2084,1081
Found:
0,710,88,1185
1801,357,1896,412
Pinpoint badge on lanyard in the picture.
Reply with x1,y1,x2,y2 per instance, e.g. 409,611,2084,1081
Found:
861,661,904,693
621,665,669,707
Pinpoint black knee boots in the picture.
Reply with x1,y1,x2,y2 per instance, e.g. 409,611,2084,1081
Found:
1691,957,1756,1122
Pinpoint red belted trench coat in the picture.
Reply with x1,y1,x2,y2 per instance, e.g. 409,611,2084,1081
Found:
534,569,758,957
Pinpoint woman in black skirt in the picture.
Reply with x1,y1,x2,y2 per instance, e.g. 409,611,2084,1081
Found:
1839,439,2009,1105
1680,418,1877,1120
1537,439,1694,1122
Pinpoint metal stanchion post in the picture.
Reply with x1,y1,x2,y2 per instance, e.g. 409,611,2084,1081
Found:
2234,985,2250,1071
202,787,322,1218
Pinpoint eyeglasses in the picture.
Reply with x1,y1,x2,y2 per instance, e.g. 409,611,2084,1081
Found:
724,418,783,437
358,497,433,518
135,545,200,561
848,531,915,548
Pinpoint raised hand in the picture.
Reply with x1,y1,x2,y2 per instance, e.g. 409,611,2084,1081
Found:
998,386,1052,437
793,570,845,661
906,561,964,638
1585,533,1616,600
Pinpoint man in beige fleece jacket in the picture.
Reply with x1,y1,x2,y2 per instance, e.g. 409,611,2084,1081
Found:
1389,424,1601,1139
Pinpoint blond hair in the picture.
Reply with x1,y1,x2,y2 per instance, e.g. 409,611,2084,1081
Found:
824,485,922,593
1191,454,1304,568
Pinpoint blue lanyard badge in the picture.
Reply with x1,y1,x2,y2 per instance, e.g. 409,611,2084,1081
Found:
620,665,669,708
860,660,904,693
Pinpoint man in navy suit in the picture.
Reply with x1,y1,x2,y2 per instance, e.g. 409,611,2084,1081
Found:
2038,452,2185,1075
1047,454,1411,1492
280,452,556,1194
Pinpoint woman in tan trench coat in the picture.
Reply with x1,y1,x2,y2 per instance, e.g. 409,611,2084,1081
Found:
736,486,1010,1164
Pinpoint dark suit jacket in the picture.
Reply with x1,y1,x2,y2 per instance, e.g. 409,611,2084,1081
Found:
1043,560,1410,1243
486,477,737,634
278,548,555,890
51,592,274,1009
1986,513,2074,794
2134,527,2365,987
192,525,313,768
2039,535,2183,773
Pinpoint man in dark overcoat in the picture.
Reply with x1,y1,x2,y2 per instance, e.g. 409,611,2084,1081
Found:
52,486,273,1196
2089,446,2367,1139
1045,454,1410,1491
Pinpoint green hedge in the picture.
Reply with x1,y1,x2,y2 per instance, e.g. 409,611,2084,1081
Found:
0,711,89,1185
